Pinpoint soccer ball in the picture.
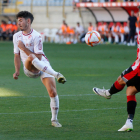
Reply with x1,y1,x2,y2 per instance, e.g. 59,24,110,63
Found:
85,30,101,47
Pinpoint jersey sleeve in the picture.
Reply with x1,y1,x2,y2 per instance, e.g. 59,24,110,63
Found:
13,34,20,54
34,35,44,54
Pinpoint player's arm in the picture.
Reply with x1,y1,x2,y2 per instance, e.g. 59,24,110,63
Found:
18,40,42,60
13,53,21,80
13,34,21,80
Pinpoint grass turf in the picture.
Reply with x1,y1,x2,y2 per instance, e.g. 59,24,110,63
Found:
0,42,140,140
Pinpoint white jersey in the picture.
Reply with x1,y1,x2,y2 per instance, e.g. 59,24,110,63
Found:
13,29,48,65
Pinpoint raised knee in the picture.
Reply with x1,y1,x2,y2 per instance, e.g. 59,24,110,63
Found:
117,76,125,85
117,76,121,81
28,54,36,61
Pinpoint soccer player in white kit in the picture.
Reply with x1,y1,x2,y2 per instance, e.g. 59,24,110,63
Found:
13,11,66,127
93,9,140,132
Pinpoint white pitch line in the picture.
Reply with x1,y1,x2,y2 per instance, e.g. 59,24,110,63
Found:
0,93,123,98
0,107,126,115
0,94,96,98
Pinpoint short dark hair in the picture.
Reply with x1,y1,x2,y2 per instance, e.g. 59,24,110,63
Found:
16,11,34,24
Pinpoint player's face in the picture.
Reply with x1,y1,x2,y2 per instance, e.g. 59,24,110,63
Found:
17,17,29,31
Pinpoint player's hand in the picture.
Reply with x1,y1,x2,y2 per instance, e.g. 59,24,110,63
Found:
18,40,25,50
13,72,19,80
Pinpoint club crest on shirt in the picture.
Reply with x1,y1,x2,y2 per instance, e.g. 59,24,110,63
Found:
28,35,32,39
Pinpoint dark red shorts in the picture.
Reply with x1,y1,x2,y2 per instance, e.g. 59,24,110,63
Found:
121,66,140,92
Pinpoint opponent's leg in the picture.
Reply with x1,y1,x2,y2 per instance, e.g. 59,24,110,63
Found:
93,76,125,99
42,77,62,127
118,86,137,132
109,76,125,95
26,54,66,84
93,65,133,98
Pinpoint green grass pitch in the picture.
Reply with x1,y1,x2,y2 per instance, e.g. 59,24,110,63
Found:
0,42,140,140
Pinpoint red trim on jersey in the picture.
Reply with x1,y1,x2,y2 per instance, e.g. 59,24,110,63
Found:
22,29,33,36
123,66,139,80
127,95,136,102
42,54,49,61
114,81,125,90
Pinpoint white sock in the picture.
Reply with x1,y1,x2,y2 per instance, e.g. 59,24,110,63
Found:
126,119,133,124
32,58,58,78
50,95,59,121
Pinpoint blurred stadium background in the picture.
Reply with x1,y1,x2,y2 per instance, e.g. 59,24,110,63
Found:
0,0,140,44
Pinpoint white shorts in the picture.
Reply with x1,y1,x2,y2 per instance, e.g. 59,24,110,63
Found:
23,60,54,80
24,67,41,78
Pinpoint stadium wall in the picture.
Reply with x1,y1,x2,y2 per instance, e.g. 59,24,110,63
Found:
2,3,132,32
3,5,96,32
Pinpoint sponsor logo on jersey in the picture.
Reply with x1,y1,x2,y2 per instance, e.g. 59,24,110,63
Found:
26,42,34,47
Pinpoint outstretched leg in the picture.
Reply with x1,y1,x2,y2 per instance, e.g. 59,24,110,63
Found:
93,66,136,98
93,75,126,99
109,76,125,95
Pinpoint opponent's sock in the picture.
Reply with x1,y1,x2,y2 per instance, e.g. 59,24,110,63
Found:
126,119,133,125
32,57,58,78
50,95,59,121
109,81,125,95
127,95,137,121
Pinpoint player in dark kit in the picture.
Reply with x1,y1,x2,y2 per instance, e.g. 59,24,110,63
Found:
127,10,137,46
93,9,140,132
